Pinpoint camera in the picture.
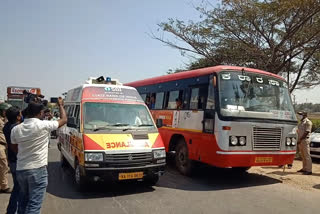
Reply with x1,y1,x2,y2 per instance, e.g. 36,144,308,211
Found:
23,90,46,105
22,90,49,117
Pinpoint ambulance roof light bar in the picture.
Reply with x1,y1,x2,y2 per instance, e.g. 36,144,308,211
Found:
85,76,122,85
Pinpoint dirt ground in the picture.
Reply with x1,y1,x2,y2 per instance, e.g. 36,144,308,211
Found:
248,160,320,191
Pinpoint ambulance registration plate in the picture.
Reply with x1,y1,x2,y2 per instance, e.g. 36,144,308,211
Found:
255,157,273,163
118,172,144,180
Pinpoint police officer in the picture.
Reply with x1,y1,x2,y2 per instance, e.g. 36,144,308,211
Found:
0,103,12,193
297,111,313,175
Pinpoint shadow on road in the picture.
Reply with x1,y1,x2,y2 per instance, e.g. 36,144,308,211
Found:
156,159,281,192
269,171,320,177
313,184,320,190
46,161,155,200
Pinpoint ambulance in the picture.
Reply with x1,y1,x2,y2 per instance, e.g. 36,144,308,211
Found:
58,77,166,189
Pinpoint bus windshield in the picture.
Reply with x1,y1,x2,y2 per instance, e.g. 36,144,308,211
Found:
83,102,155,131
218,71,296,121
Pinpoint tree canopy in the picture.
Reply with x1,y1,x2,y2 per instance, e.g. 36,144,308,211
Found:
154,0,320,92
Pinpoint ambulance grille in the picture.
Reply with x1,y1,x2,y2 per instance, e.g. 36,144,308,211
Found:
132,134,149,140
253,127,282,151
105,152,152,167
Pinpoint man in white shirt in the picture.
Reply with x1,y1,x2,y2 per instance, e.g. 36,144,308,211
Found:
11,98,67,214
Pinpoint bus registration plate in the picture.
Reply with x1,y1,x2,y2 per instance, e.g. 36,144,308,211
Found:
118,172,144,180
255,157,273,163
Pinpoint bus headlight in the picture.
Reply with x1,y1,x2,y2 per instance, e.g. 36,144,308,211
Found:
286,138,292,146
230,136,238,146
239,137,246,146
153,149,166,159
291,138,296,146
85,153,104,162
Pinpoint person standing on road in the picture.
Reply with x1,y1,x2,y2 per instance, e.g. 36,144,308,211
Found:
11,98,67,214
3,106,24,214
0,102,12,194
297,111,313,175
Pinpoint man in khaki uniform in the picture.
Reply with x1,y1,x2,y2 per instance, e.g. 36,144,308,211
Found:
0,103,12,193
297,111,313,175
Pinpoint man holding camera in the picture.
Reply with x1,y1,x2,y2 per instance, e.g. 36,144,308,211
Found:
11,98,67,214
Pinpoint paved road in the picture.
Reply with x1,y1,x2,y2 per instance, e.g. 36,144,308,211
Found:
1,140,320,214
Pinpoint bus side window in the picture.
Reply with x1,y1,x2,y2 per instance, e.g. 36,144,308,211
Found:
190,86,208,110
190,88,199,110
167,90,179,109
141,94,147,102
154,92,164,109
198,86,208,110
206,77,215,110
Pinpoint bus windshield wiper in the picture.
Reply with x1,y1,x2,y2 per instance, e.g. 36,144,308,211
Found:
137,124,154,127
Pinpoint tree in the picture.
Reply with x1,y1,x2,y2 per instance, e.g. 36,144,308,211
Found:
154,0,320,92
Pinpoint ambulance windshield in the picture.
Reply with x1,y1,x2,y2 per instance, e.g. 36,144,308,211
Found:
83,102,155,132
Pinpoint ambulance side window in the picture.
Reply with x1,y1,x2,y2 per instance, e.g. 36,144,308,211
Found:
74,105,80,126
68,105,75,117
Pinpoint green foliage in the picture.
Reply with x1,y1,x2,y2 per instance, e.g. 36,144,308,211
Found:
310,119,320,132
155,0,320,92
294,103,320,113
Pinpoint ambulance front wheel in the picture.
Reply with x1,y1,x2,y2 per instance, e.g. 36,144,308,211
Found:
74,161,88,190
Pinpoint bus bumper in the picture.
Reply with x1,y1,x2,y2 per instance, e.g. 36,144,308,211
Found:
214,151,296,168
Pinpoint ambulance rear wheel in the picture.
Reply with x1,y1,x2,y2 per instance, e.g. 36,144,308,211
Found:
74,161,88,191
144,174,159,186
175,139,193,176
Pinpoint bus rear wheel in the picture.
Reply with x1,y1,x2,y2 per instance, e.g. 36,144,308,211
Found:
175,139,193,176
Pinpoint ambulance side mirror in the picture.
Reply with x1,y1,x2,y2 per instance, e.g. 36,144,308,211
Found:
156,119,163,128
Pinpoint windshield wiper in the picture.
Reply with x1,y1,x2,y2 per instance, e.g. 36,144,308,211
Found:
122,127,135,131
92,126,111,132
110,123,130,127
137,124,154,127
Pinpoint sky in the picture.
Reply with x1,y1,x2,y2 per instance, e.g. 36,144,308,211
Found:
0,0,319,104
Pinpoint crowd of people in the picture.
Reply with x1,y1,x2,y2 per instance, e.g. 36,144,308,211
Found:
0,98,67,214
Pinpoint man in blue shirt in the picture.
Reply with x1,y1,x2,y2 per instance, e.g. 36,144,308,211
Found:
3,106,23,214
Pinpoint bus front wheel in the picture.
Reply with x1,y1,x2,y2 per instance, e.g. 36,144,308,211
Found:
175,139,193,176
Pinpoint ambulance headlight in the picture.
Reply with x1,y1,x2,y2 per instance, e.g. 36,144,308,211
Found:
153,149,166,159
85,153,104,162
230,136,238,146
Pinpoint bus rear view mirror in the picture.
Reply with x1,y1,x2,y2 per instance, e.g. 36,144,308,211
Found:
156,119,163,128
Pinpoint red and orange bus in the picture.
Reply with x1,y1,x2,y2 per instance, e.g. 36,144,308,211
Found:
127,65,298,175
